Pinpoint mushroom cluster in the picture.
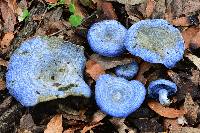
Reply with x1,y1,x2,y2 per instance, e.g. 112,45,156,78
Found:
87,19,184,117
6,36,91,107
6,19,183,118
88,19,184,68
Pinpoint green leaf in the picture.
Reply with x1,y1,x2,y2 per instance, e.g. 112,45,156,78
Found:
18,9,30,22
69,2,75,14
69,15,83,27
58,0,65,5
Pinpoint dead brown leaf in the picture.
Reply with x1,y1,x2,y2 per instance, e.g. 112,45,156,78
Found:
101,2,118,20
74,0,86,17
167,70,200,101
44,115,63,133
181,27,199,49
110,118,136,133
148,100,185,118
106,0,146,5
164,118,182,132
0,78,6,91
90,54,134,70
180,127,200,133
182,0,200,16
0,0,16,32
171,17,190,26
81,122,103,133
190,69,200,86
185,53,200,70
7,0,18,13
0,32,14,54
190,30,200,50
92,110,106,123
184,93,199,124
151,0,166,19
46,0,58,3
0,58,8,67
135,62,151,84
18,114,36,133
86,60,105,80
145,0,155,18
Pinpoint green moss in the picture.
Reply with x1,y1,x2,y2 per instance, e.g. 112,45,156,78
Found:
58,84,78,91
136,27,179,56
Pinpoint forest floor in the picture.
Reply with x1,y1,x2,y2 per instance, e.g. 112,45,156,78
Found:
0,0,200,132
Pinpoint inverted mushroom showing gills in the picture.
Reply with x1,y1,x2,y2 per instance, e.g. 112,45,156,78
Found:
115,61,139,80
95,74,146,117
87,20,127,57
148,79,177,106
6,36,91,107
125,19,185,68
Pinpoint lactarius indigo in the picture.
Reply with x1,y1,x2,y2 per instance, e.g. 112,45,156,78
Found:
148,79,177,106
6,36,91,107
95,74,146,117
87,20,127,57
115,61,139,80
125,19,185,68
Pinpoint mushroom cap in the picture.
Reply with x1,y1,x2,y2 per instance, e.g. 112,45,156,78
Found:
95,74,146,117
6,36,91,107
115,61,139,80
148,79,177,99
124,19,184,68
87,20,127,57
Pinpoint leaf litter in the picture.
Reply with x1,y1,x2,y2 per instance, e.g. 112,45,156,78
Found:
0,0,200,132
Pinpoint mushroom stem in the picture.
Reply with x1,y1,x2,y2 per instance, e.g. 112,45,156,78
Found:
158,89,170,106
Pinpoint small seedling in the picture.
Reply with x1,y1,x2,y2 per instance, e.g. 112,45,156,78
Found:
18,9,30,22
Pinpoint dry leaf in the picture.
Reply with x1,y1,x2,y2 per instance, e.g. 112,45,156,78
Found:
0,32,14,54
167,70,200,102
185,53,200,70
101,2,117,20
44,115,63,133
171,17,190,26
184,93,199,124
190,30,200,50
164,118,182,132
148,100,185,118
18,114,36,133
145,0,155,18
106,0,146,5
182,0,200,16
0,58,8,67
92,110,106,123
110,118,136,133
151,0,166,19
190,69,200,86
0,0,16,32
181,27,199,49
86,60,105,80
90,54,134,70
74,0,85,17
135,62,151,84
180,127,200,133
7,0,18,13
46,0,58,3
0,78,6,91
81,122,103,133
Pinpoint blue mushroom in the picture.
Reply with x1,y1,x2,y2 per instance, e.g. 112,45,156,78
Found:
148,79,177,106
124,19,185,68
115,61,139,80
6,36,91,107
87,20,127,57
95,74,146,117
